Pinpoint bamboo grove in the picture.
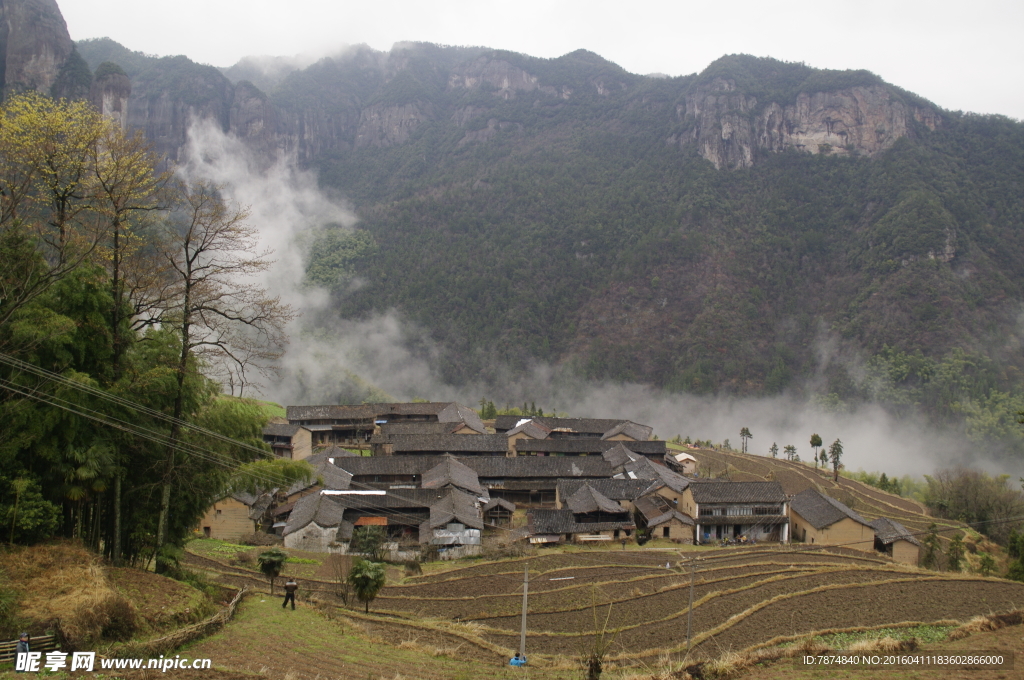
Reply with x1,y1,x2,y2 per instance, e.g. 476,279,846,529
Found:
0,92,311,570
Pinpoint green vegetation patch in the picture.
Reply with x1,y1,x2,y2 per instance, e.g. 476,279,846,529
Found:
811,624,956,649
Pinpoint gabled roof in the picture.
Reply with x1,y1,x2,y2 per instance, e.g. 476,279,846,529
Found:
564,484,626,515
427,489,483,530
483,498,516,512
506,419,553,439
493,416,630,434
436,402,487,433
790,488,870,530
421,454,485,496
601,421,653,441
283,493,346,535
688,481,786,505
634,495,694,527
263,423,306,437
869,517,921,547
557,478,656,502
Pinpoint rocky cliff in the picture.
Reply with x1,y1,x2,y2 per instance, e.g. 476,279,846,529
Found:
0,0,73,96
669,77,941,169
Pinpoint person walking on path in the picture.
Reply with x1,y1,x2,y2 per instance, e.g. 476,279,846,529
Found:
15,632,30,673
282,578,298,610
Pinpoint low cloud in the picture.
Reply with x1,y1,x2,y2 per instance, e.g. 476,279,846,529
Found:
180,120,1016,480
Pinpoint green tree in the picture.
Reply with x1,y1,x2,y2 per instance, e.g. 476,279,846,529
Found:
739,427,752,453
348,560,387,613
819,449,828,469
809,434,822,467
921,524,941,570
977,552,996,577
351,525,388,562
828,439,844,482
257,547,287,595
784,444,797,461
946,532,965,572
768,442,778,458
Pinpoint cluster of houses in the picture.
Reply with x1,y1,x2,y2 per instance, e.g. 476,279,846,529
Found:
198,402,921,564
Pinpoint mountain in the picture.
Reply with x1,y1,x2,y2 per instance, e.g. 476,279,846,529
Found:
21,2,1024,455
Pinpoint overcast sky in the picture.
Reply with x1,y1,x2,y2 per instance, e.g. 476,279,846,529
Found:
62,0,1023,119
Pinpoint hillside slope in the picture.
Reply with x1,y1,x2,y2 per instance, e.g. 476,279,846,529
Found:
69,24,1024,456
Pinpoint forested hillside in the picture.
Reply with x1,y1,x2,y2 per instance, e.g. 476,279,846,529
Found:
72,40,1024,458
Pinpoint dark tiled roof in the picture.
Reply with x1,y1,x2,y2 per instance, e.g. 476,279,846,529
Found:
494,416,628,434
286,457,353,495
334,454,616,482
603,444,689,494
516,438,666,455
437,403,487,433
564,484,626,514
634,495,694,527
387,434,508,453
470,456,614,478
602,442,634,469
421,454,485,496
688,481,786,505
601,421,653,441
380,422,471,436
869,517,921,547
557,478,655,501
529,509,634,535
427,489,483,530
263,423,305,437
287,402,450,422
283,493,346,535
483,498,516,512
506,419,553,439
790,488,870,530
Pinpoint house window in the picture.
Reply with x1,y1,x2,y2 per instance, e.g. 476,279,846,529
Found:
663,527,670,538
216,509,222,515
613,530,620,538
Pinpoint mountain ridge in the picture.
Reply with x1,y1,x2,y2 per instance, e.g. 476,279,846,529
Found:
6,0,1024,458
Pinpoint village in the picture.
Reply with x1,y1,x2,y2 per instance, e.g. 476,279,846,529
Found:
200,402,921,566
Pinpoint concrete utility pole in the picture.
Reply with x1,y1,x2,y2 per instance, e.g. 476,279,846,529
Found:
519,565,529,658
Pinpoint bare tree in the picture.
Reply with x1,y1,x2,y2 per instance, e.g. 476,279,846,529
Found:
153,179,293,567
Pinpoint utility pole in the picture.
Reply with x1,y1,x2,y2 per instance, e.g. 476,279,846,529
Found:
519,565,529,659
686,558,696,654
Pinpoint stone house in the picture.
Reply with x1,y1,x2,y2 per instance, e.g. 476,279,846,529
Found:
262,423,313,460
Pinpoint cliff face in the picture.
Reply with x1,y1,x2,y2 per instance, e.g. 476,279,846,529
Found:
0,0,72,96
90,70,130,129
670,77,941,169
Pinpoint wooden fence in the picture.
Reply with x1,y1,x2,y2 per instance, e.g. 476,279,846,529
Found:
0,635,59,664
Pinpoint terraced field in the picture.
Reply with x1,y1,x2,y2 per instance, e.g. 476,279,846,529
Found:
370,546,1024,665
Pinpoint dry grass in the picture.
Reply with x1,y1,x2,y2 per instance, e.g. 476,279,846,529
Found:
5,541,138,646
947,609,1024,640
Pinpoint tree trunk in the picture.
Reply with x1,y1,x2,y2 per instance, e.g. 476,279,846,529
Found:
113,474,122,566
